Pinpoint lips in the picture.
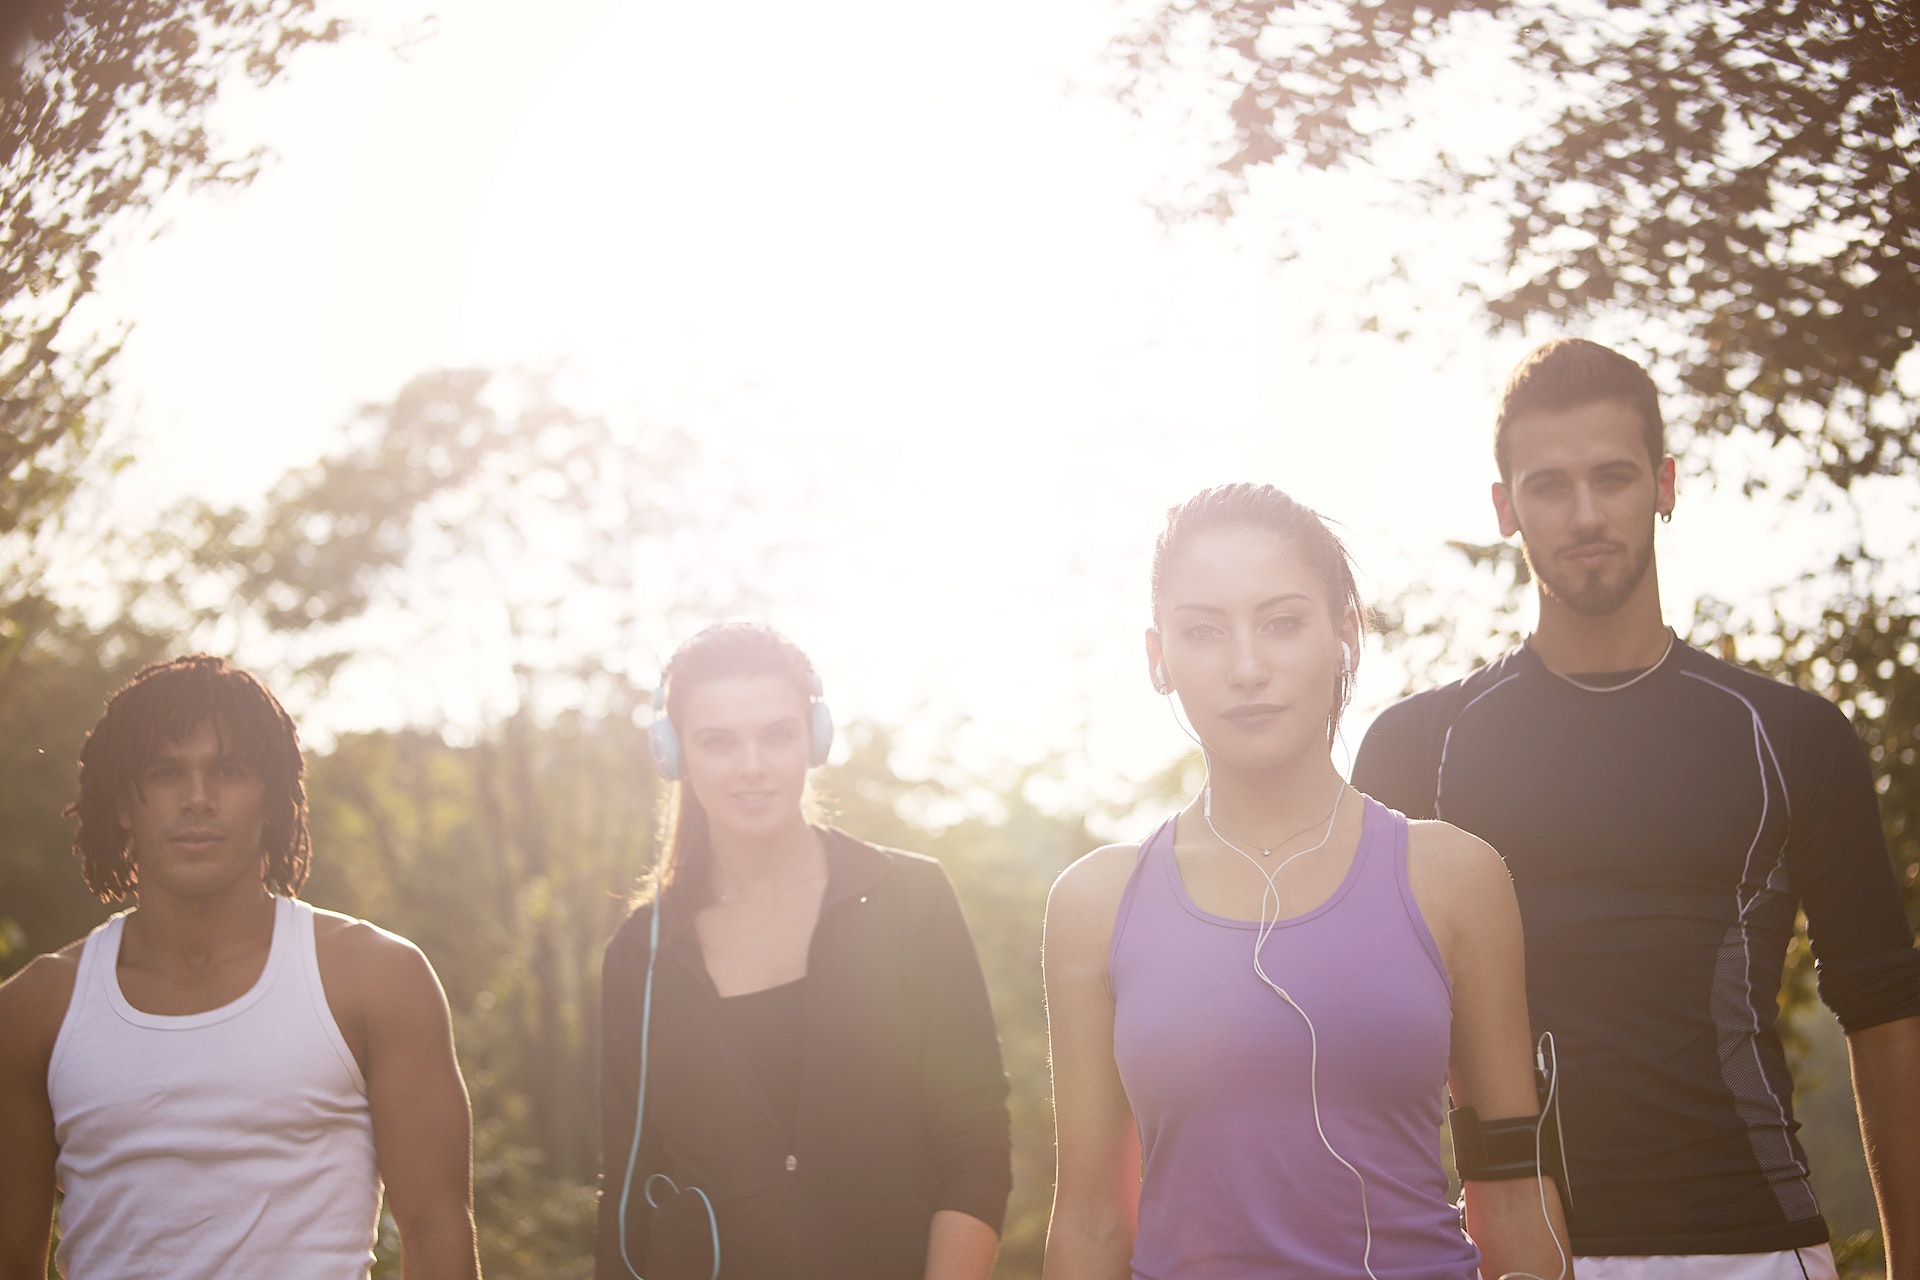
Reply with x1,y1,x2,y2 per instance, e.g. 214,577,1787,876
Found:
168,829,227,847
1220,704,1285,725
1560,543,1619,566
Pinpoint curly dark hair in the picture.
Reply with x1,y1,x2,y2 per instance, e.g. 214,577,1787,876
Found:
64,654,311,903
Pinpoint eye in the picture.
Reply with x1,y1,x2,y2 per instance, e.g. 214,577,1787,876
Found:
1261,613,1304,634
764,724,799,747
1594,470,1635,491
1181,622,1224,642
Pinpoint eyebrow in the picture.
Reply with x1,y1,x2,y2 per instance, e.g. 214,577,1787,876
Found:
1170,593,1313,614
1523,456,1644,479
690,716,804,735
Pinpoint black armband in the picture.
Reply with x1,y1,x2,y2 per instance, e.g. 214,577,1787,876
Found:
1449,1104,1572,1216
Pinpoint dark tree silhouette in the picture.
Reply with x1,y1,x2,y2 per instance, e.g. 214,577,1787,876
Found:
1116,0,1919,488
1,0,344,548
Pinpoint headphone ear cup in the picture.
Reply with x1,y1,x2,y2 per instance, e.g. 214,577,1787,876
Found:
648,718,682,782
649,684,682,781
809,699,834,767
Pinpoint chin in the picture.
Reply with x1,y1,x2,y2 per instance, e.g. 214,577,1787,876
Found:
1207,734,1320,774
710,801,805,842
143,869,261,901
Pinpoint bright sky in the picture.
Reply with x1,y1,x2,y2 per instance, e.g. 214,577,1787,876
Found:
69,0,1889,825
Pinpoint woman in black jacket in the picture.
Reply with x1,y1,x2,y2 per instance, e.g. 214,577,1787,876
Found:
596,622,1012,1280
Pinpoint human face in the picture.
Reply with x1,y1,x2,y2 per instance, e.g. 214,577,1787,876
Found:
1147,526,1356,769
1493,398,1676,618
116,717,270,902
677,674,815,844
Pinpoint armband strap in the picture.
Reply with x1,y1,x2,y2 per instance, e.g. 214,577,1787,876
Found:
1449,1104,1572,1216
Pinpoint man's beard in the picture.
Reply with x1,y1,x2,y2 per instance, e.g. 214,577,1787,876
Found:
1523,529,1656,618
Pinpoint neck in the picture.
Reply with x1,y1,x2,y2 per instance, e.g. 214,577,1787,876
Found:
127,881,275,961
707,815,826,900
1195,753,1347,845
1529,573,1670,674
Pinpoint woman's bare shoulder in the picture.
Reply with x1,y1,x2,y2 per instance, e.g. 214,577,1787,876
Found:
1051,842,1143,904
1406,817,1509,884
1045,842,1144,953
1404,818,1521,963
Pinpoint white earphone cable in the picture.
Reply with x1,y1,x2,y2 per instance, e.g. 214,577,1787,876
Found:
1206,783,1382,1280
1162,678,1563,1280
1160,678,1382,1280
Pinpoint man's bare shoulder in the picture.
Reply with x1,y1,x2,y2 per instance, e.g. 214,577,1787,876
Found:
308,906,451,1059
312,906,427,964
310,906,444,1006
0,941,88,1059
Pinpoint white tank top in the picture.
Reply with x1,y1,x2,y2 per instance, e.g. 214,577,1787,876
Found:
49,896,381,1280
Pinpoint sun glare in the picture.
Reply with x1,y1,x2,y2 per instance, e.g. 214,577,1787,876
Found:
72,0,1847,802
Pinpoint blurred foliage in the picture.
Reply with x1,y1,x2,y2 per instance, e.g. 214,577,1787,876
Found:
0,364,1104,1276
3,686,1104,1277
0,0,344,591
297,711,651,1279
1140,11,1920,1259
0,595,171,965
152,366,755,712
1115,0,1920,491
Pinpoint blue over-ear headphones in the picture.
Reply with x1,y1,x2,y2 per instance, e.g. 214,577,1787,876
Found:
647,669,834,781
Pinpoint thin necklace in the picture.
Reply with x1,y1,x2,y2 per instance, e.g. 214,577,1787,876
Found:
1204,781,1346,861
1536,628,1675,694
1205,786,1344,855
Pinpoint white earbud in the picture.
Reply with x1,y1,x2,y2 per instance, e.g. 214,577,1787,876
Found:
1153,662,1170,694
1340,642,1354,675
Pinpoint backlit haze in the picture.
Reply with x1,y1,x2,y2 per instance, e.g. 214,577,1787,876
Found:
68,0,1857,829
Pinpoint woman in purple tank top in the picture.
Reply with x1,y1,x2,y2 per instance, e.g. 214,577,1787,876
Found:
1042,484,1572,1280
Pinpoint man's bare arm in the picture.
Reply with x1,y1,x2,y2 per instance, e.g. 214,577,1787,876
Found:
0,955,77,1280
327,923,482,1280
1850,1014,1920,1280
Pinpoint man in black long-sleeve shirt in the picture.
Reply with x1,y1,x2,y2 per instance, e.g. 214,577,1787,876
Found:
1355,339,1920,1280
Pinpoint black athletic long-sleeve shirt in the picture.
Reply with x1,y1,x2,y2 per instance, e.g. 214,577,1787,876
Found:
1354,637,1920,1256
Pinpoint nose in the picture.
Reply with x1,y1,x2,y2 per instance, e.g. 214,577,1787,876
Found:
1226,627,1267,692
738,740,766,777
1569,482,1605,534
182,769,215,811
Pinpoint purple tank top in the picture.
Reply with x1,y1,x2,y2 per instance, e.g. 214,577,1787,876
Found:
1110,797,1480,1280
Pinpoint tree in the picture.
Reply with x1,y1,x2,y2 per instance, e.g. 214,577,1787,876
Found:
1,0,344,582
1115,0,1919,488
1115,0,1920,915
170,366,750,708
0,599,171,978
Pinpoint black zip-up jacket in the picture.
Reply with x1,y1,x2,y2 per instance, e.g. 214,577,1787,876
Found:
594,829,1012,1280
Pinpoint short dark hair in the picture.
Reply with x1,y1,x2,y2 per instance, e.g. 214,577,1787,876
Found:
1150,483,1365,741
64,655,310,903
1494,339,1664,480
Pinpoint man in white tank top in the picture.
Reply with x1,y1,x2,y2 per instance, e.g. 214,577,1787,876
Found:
0,655,484,1280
